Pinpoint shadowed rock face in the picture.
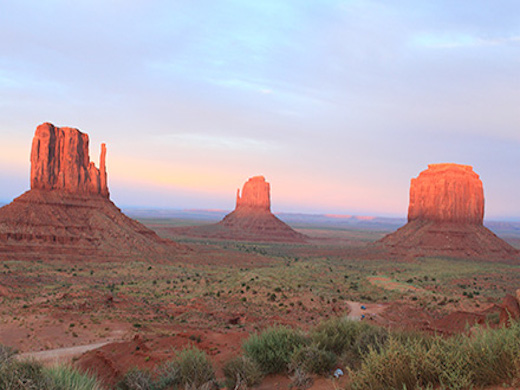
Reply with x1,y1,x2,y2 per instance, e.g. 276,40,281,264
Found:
380,163,518,261
31,122,109,197
408,163,484,224
235,176,270,211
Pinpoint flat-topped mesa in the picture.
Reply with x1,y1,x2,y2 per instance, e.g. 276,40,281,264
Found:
235,176,271,212
30,122,109,198
408,163,484,225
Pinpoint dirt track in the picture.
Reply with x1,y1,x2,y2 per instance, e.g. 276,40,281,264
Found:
17,341,112,365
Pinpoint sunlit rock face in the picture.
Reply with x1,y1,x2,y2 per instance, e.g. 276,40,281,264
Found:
31,122,109,197
408,163,484,225
235,175,271,212
0,122,182,258
170,175,307,243
379,163,518,261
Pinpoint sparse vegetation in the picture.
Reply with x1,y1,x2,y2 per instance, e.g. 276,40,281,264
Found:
222,356,263,389
243,326,307,374
0,347,103,390
346,321,520,390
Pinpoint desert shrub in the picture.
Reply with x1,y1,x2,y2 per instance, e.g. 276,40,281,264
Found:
0,344,16,365
153,359,180,389
353,325,388,355
175,347,216,389
117,367,155,390
243,326,307,374
289,344,337,375
462,322,520,386
222,356,263,389
289,366,313,390
0,359,52,390
346,322,520,390
345,336,445,390
44,365,103,390
311,317,365,355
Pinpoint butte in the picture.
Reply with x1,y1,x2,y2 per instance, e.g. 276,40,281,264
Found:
0,123,182,260
379,163,518,261
171,176,307,243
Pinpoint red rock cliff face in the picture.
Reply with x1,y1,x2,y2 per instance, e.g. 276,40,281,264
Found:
235,176,271,212
30,123,109,197
408,163,484,224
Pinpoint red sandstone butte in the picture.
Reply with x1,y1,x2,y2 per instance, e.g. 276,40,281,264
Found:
235,176,271,211
31,122,109,197
0,123,182,259
408,163,484,224
380,163,518,261
167,176,307,243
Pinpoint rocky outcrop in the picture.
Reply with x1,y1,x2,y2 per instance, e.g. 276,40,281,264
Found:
235,176,270,211
31,122,109,197
499,293,520,326
380,163,518,261
0,123,182,259
167,176,307,243
408,164,484,224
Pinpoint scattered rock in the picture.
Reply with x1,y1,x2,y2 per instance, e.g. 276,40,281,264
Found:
500,294,520,326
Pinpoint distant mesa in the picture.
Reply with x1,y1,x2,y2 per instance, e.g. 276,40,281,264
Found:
0,122,182,259
380,163,518,261
169,176,307,243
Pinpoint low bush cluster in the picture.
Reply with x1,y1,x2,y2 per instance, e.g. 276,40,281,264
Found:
0,345,103,390
118,346,216,390
346,321,520,390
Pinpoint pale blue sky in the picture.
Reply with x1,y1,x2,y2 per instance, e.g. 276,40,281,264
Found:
1,1,519,218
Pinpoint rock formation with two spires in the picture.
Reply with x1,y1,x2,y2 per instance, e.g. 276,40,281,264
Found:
380,163,518,260
171,176,307,243
0,123,182,259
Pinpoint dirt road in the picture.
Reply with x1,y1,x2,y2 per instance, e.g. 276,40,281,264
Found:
17,341,111,365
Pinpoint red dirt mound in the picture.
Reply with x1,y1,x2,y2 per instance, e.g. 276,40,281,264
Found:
75,331,248,387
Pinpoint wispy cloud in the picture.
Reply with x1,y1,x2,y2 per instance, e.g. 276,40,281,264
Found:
160,133,279,152
412,33,520,49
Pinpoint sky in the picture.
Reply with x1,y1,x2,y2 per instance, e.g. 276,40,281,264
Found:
1,0,519,218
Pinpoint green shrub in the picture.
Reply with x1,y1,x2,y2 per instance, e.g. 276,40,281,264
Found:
243,326,307,374
175,347,215,388
222,356,263,389
117,367,154,390
346,336,445,390
353,325,388,355
311,317,364,355
290,344,337,375
45,365,103,390
0,344,16,365
0,359,52,390
153,359,180,389
462,323,520,386
346,322,520,390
